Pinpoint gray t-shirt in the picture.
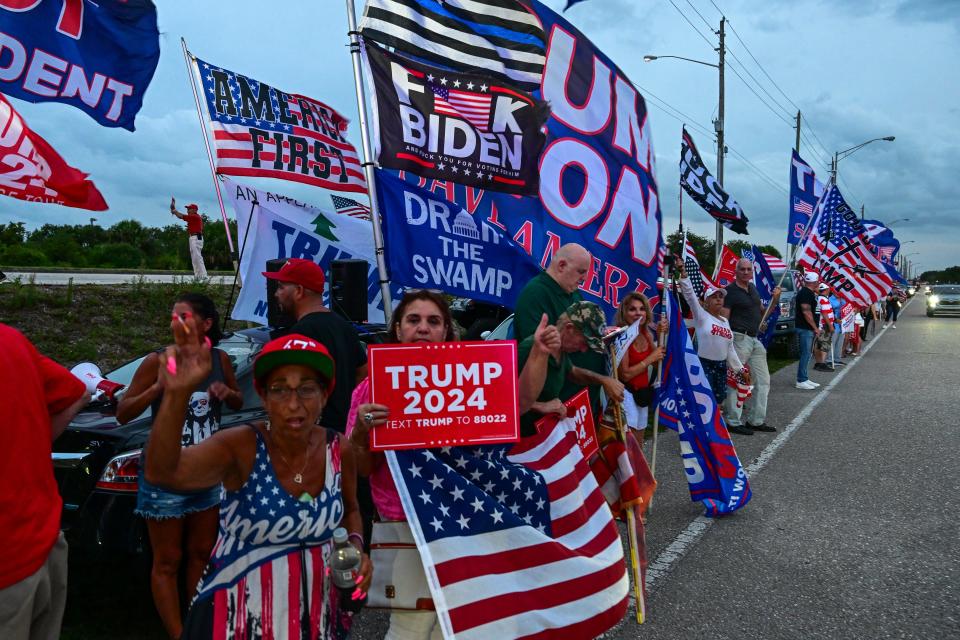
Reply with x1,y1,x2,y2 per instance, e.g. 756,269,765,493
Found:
724,282,763,335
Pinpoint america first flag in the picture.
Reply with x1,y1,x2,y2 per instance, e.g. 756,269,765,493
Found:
385,418,629,639
195,56,366,193
797,185,894,306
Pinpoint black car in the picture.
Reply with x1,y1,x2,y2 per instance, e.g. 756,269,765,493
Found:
450,298,512,340
53,323,388,557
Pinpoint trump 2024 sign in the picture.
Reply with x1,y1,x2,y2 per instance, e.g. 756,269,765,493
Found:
367,341,519,450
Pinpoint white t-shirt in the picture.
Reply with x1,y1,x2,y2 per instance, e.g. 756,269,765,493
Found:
679,277,744,371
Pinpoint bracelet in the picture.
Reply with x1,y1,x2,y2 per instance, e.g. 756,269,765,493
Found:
348,531,364,549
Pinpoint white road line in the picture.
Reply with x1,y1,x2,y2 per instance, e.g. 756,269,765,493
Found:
644,307,903,590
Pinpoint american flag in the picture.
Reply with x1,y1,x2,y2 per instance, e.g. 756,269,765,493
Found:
762,253,788,270
195,57,366,193
331,195,371,220
797,185,894,306
726,364,753,409
793,196,814,215
385,418,629,639
875,245,895,264
431,81,493,132
683,234,717,298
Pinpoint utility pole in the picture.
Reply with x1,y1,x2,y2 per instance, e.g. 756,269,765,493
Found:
830,153,838,185
795,110,801,152
861,204,865,220
714,17,726,268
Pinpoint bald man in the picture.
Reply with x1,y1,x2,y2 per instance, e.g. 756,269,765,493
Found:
514,243,621,417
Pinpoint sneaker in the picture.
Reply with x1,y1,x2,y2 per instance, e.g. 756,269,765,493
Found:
748,423,777,432
808,380,821,388
834,361,847,367
729,424,754,435
795,380,817,390
883,324,889,329
892,324,897,329
813,363,835,372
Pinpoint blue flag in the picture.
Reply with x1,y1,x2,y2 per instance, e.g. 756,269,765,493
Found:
788,151,824,245
564,0,589,9
397,0,664,319
657,290,752,517
0,0,160,130
741,246,780,348
375,170,540,308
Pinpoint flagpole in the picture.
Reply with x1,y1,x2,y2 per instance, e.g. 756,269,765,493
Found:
180,38,237,266
648,260,672,507
345,0,393,322
606,341,648,624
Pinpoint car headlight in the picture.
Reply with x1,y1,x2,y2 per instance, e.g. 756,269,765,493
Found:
928,295,940,306
96,449,141,492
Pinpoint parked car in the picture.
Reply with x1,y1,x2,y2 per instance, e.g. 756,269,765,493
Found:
53,323,388,558
483,313,515,341
770,270,800,357
926,284,960,317
450,297,512,340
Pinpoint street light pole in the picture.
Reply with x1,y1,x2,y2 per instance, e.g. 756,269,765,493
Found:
714,17,725,268
831,136,895,185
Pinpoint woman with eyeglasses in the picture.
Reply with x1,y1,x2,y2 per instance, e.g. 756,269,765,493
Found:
117,293,242,640
143,323,372,640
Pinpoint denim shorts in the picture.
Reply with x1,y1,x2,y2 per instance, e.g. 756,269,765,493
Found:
135,463,221,520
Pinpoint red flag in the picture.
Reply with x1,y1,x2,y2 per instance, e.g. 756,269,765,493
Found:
713,244,740,287
0,95,107,211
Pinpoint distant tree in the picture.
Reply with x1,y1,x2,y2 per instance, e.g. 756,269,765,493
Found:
88,242,145,269
0,222,26,246
0,244,50,266
921,266,960,283
665,229,715,274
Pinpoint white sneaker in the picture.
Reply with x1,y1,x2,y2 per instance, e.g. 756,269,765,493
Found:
795,380,817,390
892,324,897,329
883,323,889,329
808,380,821,388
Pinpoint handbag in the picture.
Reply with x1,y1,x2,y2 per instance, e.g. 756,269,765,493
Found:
366,520,435,611
631,386,655,408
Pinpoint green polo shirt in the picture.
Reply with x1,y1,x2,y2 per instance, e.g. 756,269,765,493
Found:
514,271,605,409
517,336,572,437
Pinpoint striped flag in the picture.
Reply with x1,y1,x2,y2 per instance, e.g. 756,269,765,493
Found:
762,253,787,270
360,0,547,92
385,417,629,639
797,185,894,306
431,82,493,131
194,56,366,193
683,233,717,298
331,195,371,220
726,364,753,409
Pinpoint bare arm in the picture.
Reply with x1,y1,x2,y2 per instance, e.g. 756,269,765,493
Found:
115,353,163,424
208,350,243,411
50,392,91,440
339,435,373,592
799,302,818,334
518,314,559,415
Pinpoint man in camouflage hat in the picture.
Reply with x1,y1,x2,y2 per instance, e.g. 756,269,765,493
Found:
516,301,624,437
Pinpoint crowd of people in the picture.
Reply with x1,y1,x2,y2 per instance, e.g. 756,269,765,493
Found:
4,243,908,640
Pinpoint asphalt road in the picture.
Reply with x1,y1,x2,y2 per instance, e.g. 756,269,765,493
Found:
2,270,236,285
353,296,959,639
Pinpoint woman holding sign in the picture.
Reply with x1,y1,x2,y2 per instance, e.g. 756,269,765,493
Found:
347,290,454,639
143,320,371,640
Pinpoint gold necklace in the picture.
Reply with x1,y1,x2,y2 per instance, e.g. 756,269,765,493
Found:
270,426,318,484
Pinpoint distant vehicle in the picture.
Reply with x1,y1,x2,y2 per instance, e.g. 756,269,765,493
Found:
483,314,515,341
54,324,388,558
770,270,800,357
926,285,960,317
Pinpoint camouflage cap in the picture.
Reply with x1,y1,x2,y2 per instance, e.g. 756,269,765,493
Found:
563,301,607,353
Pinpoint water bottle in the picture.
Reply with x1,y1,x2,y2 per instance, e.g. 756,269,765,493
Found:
329,527,364,610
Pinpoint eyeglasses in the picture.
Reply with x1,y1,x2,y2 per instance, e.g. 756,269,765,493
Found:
266,383,323,402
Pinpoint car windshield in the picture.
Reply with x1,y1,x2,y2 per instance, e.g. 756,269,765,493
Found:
933,286,960,295
485,315,515,341
773,272,796,292
105,332,264,386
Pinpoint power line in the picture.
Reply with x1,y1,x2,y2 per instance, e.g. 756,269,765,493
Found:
724,45,794,119
666,0,716,50
685,0,715,32
725,19,802,114
724,62,794,127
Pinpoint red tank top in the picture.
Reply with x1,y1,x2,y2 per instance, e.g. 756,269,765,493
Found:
625,337,653,391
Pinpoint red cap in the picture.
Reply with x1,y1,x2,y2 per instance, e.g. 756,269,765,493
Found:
262,258,326,293
254,334,335,394
186,203,199,211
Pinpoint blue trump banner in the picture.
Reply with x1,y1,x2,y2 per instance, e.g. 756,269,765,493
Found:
657,290,752,517
394,0,663,318
376,170,540,307
0,0,160,131
788,150,825,245
742,246,780,348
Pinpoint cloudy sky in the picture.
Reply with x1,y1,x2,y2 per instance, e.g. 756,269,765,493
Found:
2,0,957,274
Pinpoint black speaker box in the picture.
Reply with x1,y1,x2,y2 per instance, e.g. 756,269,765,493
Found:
330,259,368,323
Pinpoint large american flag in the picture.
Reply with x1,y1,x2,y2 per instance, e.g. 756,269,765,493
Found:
431,81,493,132
763,253,788,270
797,185,894,306
386,418,629,639
195,57,366,193
683,234,717,297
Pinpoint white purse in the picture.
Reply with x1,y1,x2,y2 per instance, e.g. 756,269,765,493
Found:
367,521,435,610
